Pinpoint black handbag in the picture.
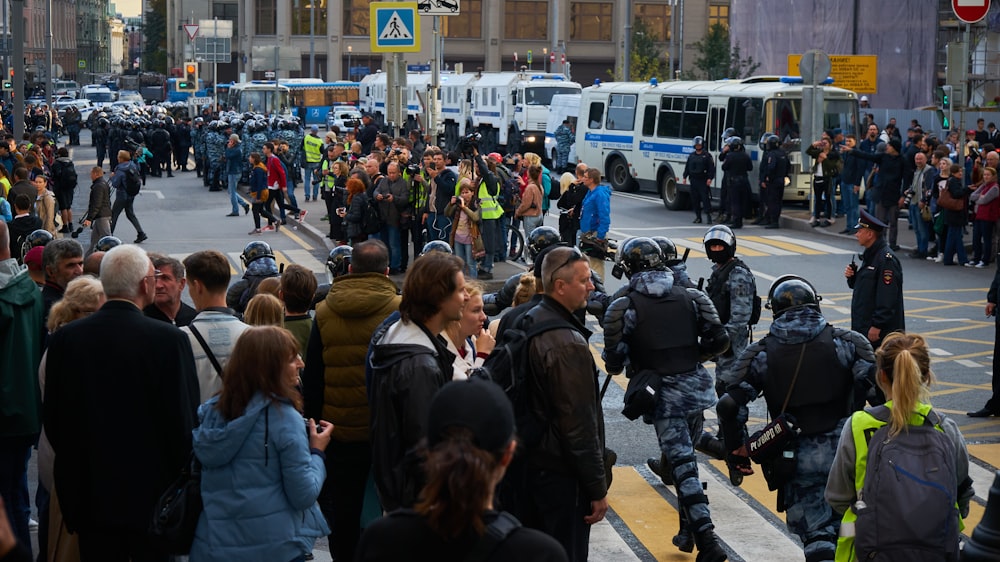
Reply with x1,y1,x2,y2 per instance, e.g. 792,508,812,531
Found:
621,369,662,421
746,343,805,465
149,451,203,554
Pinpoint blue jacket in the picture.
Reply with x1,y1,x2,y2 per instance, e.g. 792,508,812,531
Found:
580,183,611,239
224,145,244,175
191,393,329,562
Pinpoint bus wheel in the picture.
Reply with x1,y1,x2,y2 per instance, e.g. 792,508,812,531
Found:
660,175,688,210
607,156,636,192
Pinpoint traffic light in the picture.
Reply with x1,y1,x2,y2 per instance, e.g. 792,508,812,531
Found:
941,85,952,110
1,81,11,92
178,62,198,92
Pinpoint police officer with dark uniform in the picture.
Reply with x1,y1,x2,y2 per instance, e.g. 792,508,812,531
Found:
756,134,790,228
844,209,905,351
720,137,753,228
717,275,874,562
603,238,730,561
683,136,716,224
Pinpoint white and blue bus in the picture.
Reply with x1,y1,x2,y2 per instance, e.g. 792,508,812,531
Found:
280,79,361,125
227,81,292,116
575,77,860,209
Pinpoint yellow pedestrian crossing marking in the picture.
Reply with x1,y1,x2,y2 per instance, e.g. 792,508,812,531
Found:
606,467,684,560
740,235,824,255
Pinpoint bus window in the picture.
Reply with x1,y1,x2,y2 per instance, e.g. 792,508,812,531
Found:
726,97,763,142
680,97,708,140
641,105,656,137
657,96,682,138
606,94,636,131
708,107,726,152
823,99,859,139
765,98,801,144
587,102,605,129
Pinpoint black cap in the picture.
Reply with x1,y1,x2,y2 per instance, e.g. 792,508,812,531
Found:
888,139,902,154
427,379,515,451
855,209,887,233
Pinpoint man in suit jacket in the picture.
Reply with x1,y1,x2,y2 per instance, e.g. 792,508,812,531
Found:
43,244,200,561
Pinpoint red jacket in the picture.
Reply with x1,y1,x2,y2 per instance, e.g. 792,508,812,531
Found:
266,154,286,189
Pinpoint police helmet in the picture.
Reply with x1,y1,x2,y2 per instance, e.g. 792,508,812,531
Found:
703,225,736,264
650,236,680,265
326,245,353,278
527,226,562,260
241,240,274,267
727,136,744,150
766,275,821,318
618,237,665,279
765,134,780,151
420,240,453,256
20,229,53,261
693,135,704,146
95,236,122,252
722,127,737,140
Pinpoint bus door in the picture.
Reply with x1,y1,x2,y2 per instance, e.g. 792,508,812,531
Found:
707,105,726,197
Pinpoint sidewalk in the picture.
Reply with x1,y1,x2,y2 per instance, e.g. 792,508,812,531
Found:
776,205,918,252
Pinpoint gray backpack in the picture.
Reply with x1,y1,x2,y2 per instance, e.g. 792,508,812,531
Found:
853,405,959,561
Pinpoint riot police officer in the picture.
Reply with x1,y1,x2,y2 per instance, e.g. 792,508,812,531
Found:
604,237,729,560
312,245,354,308
683,136,715,224
757,134,790,228
226,240,281,314
720,137,753,229
704,225,757,393
717,275,874,562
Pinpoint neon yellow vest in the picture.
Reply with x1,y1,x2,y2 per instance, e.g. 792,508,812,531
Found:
321,159,337,188
303,134,323,164
478,179,503,220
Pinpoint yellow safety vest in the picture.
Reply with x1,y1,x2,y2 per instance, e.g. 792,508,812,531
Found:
321,159,337,188
303,134,323,164
478,179,503,220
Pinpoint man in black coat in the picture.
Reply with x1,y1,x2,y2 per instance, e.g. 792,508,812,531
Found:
844,209,904,352
843,138,905,250
43,244,200,561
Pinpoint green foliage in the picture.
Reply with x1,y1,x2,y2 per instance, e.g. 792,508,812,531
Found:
607,19,671,82
144,0,168,74
689,24,760,81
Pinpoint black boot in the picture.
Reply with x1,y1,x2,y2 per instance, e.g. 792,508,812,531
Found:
694,529,728,562
646,453,674,485
673,510,695,553
695,433,727,460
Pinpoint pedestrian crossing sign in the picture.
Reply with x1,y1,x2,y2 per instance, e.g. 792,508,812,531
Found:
371,2,421,53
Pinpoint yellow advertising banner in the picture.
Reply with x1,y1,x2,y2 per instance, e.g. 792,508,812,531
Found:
787,54,878,94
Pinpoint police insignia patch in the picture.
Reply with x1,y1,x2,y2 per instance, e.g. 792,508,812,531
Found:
882,270,893,284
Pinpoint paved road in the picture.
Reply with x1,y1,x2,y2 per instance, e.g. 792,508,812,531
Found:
21,133,1000,561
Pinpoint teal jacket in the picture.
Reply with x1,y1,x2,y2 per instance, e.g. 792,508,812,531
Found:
0,258,43,437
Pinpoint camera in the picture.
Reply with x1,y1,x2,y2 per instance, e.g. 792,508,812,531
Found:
123,137,140,152
70,217,86,238
458,132,481,157
406,163,420,176
392,148,403,156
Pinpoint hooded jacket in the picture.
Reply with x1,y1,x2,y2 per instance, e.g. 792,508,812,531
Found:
369,318,455,511
580,183,611,239
191,393,329,561
0,258,43,438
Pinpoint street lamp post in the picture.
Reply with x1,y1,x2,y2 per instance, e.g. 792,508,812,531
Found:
347,45,352,80
543,47,548,73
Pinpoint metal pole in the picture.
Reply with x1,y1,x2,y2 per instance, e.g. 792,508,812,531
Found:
347,46,352,80
959,23,971,171
678,0,685,73
11,0,22,137
45,0,52,105
214,63,218,111
430,16,439,142
274,45,279,115
309,0,315,77
623,1,631,81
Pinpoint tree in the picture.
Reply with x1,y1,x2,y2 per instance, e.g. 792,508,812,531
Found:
607,19,671,82
689,23,760,81
144,0,168,75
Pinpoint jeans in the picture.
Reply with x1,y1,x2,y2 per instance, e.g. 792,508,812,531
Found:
228,173,242,214
480,218,500,273
875,203,899,247
521,214,543,243
843,184,860,232
302,162,321,199
973,219,995,263
380,224,402,270
908,203,929,255
813,176,832,219
110,194,144,237
0,436,33,556
944,224,968,265
400,218,424,269
455,242,477,279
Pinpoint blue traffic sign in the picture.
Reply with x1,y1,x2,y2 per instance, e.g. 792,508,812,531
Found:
371,2,420,53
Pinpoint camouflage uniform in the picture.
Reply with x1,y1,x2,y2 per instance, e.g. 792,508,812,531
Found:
204,126,226,189
722,306,874,562
554,122,574,171
604,268,729,549
706,258,755,389
192,123,206,178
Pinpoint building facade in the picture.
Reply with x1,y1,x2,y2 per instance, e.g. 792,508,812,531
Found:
166,0,731,86
23,0,78,83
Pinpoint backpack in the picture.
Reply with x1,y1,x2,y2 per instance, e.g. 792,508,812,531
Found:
124,165,142,196
497,172,521,213
853,406,960,561
53,160,77,189
362,196,382,234
473,312,575,448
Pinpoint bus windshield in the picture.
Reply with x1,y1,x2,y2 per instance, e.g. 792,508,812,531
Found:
524,86,582,105
85,92,114,103
764,98,858,146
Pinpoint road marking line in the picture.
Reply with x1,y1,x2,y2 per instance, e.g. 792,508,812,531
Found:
729,237,798,256
684,237,768,257
930,348,954,356
740,235,822,255
140,190,166,200
606,467,683,559
278,224,314,250
956,359,983,368
282,248,328,277
828,306,851,315
760,235,857,254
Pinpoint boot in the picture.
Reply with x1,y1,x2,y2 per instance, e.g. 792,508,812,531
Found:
695,433,727,460
673,510,695,553
694,529,728,562
646,453,674,485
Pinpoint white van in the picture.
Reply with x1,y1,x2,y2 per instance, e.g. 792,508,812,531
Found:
81,86,116,109
544,93,580,170
52,80,80,98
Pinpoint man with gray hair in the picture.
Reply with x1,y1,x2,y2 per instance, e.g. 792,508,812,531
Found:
143,253,196,326
44,244,199,560
41,238,84,322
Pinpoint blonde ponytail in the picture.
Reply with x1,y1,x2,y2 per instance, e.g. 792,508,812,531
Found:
875,332,934,437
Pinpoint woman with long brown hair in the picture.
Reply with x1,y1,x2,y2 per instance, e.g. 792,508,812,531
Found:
190,326,332,562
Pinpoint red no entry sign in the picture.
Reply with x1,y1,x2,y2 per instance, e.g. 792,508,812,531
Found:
953,0,991,24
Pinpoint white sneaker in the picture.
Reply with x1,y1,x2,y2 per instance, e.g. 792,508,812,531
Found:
976,261,987,268
964,262,976,268
934,255,943,263
29,517,38,530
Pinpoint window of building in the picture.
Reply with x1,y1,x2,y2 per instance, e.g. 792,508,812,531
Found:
212,3,239,38
635,3,670,42
708,4,729,29
504,0,547,40
255,0,276,35
344,0,372,36
570,3,612,42
442,0,482,38
292,0,328,36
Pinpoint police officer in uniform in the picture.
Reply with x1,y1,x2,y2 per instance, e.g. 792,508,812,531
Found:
683,136,715,224
844,209,905,352
757,135,790,228
720,137,753,229
717,276,874,562
603,238,730,561
704,225,757,394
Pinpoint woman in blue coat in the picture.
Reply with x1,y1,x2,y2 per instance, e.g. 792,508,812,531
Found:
191,326,332,562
